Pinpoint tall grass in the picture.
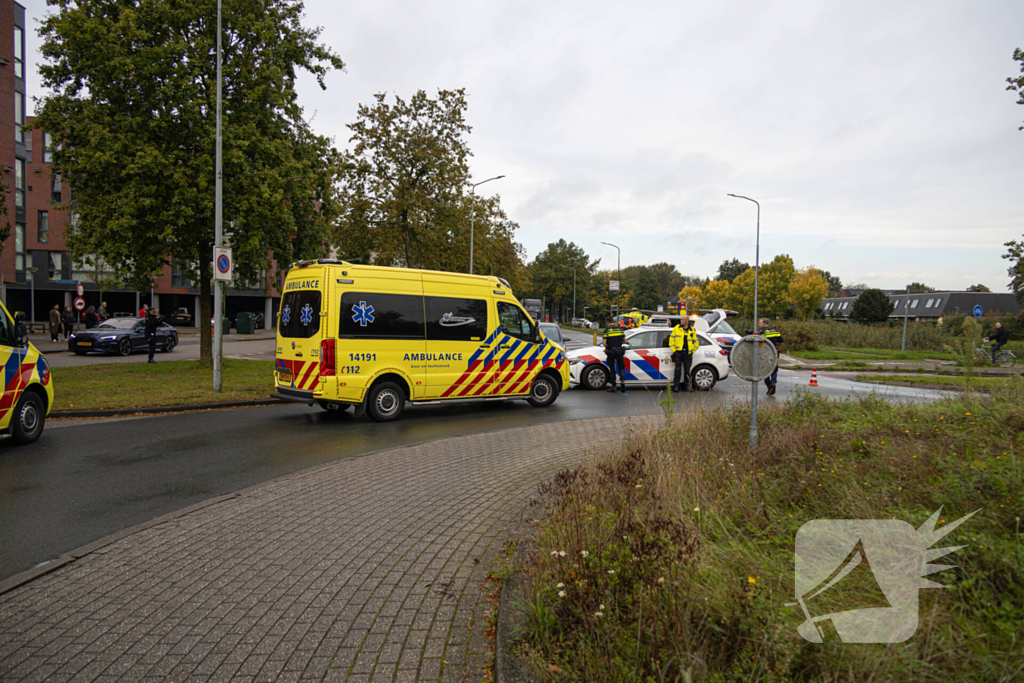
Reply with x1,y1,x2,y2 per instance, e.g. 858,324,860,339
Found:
730,319,956,351
516,382,1024,682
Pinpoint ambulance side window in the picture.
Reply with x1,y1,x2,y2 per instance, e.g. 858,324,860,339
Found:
496,302,533,343
279,291,322,339
425,297,487,341
0,309,11,346
339,292,425,339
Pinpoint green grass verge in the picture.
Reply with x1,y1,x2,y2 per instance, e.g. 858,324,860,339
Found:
515,384,1024,681
792,346,960,361
856,374,1018,390
51,360,275,412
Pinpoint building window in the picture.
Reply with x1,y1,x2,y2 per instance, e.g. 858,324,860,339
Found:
14,26,23,80
48,252,62,280
14,92,23,143
925,299,934,308
15,159,24,209
38,211,48,243
911,300,919,309
171,260,192,288
14,224,25,271
42,133,53,163
52,173,62,204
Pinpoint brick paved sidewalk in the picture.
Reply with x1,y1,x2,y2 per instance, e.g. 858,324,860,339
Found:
0,415,653,682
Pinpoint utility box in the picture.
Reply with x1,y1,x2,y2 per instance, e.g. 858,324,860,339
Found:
236,312,254,335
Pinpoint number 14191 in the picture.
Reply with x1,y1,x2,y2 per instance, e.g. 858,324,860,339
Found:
350,353,376,361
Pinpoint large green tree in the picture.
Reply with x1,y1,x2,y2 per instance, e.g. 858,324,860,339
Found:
820,269,843,297
758,254,796,318
526,240,597,321
851,289,895,322
1003,237,1024,303
716,258,749,283
1009,48,1024,130
37,0,343,365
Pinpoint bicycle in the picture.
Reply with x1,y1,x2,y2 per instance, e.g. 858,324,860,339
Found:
975,345,1017,367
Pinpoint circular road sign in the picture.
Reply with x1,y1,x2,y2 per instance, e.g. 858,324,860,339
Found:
73,297,86,312
730,335,779,382
216,253,231,275
973,304,983,318
76,283,85,297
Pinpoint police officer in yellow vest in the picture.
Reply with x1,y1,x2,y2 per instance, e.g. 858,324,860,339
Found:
603,316,628,395
669,316,699,392
759,318,784,395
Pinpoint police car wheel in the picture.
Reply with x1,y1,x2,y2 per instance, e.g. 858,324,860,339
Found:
118,338,132,356
368,382,405,422
163,336,176,352
528,374,559,408
12,391,44,445
582,364,609,390
691,366,717,391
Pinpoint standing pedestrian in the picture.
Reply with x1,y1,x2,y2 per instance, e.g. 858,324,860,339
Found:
61,305,76,340
603,316,628,395
985,321,1010,363
97,301,108,321
84,306,98,329
669,315,699,392
145,308,162,363
48,305,61,342
138,303,149,318
759,318,784,395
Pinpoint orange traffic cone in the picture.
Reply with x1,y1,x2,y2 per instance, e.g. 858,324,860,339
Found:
808,368,819,387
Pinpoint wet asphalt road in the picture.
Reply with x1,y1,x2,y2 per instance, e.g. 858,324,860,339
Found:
0,368,949,581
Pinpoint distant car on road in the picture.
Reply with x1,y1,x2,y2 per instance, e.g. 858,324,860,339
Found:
68,318,179,356
571,318,593,329
112,312,135,318
168,307,193,326
538,322,570,350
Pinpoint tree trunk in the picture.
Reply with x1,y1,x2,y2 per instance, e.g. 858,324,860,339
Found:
400,209,412,267
199,253,212,366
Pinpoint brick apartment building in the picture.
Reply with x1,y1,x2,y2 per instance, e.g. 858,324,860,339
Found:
0,0,280,328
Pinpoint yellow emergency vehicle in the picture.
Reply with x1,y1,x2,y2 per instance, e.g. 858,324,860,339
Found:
271,260,570,422
0,303,54,444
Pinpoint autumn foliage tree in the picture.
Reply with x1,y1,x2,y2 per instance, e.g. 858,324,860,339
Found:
697,280,730,310
788,267,829,319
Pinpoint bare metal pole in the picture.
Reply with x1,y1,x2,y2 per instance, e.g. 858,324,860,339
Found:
601,242,620,316
901,284,909,355
468,175,504,274
213,0,224,391
728,194,760,451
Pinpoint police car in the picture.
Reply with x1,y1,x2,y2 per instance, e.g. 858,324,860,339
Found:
567,326,730,391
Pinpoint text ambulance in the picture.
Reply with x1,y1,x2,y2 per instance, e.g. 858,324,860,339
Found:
0,302,53,444
271,260,570,421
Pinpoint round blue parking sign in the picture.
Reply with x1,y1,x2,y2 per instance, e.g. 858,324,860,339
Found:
973,304,983,318
217,254,230,274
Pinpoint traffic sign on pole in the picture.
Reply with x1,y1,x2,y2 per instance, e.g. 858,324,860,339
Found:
76,283,85,297
973,305,983,318
73,297,86,312
213,246,233,282
609,280,619,292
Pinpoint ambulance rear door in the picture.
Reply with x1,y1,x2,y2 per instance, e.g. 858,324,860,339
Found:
276,268,327,394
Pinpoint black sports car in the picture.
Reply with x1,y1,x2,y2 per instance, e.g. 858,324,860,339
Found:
68,318,179,356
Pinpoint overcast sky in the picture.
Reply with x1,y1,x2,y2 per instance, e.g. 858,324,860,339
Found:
23,0,1024,291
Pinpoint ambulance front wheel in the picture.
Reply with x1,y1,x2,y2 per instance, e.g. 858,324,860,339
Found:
11,391,45,445
528,374,560,408
367,382,405,422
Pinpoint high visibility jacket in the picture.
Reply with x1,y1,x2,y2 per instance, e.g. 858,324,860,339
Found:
669,325,699,353
604,325,625,349
761,327,783,349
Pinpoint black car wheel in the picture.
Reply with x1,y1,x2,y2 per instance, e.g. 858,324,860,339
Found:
163,336,176,352
11,391,45,445
528,373,560,407
691,365,718,391
582,363,609,390
118,338,132,356
367,382,405,422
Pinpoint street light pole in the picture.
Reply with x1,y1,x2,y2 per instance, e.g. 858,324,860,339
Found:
727,194,761,451
560,265,576,322
601,242,620,317
26,266,38,333
468,175,505,274
213,0,224,392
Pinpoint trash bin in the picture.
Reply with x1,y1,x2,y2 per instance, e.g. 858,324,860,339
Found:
210,317,232,336
236,312,254,335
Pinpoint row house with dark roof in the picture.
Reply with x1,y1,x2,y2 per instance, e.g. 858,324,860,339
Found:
821,291,1019,321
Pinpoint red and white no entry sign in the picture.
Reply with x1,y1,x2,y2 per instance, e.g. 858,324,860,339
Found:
73,297,86,312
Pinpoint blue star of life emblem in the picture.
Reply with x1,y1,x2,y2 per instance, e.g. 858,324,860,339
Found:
281,305,291,325
352,301,375,327
300,303,314,326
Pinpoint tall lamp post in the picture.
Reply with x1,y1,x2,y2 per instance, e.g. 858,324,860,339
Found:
560,265,576,323
212,0,225,392
601,242,620,318
468,175,505,274
26,266,38,333
727,194,761,451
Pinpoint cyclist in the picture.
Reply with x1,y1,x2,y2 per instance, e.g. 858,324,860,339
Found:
986,322,1009,364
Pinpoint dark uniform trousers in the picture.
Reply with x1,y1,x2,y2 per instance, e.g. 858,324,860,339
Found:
672,351,692,390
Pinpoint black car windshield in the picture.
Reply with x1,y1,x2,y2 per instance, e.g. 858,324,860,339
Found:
96,319,138,330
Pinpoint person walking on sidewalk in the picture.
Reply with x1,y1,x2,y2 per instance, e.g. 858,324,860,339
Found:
145,308,162,363
84,306,98,329
61,305,76,340
669,315,699,392
603,316,628,395
49,305,61,342
759,318,784,395
986,322,1009,363
97,301,108,321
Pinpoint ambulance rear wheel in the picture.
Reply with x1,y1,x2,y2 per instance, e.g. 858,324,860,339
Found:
582,364,609,390
367,382,405,422
12,391,45,445
528,374,559,408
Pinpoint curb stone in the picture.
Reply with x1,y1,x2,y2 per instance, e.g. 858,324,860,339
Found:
496,572,537,683
50,397,285,419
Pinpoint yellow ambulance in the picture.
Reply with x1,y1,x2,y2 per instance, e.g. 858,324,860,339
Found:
271,260,570,421
0,303,54,444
